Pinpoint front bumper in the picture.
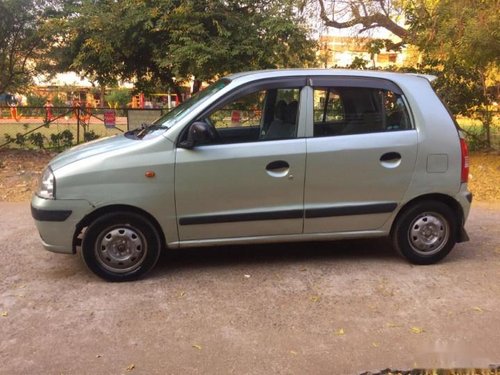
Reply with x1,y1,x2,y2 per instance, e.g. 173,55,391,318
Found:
31,195,94,254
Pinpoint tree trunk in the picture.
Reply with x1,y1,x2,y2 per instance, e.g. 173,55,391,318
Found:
100,85,106,109
192,79,202,95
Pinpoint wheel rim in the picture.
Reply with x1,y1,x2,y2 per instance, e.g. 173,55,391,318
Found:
95,226,148,274
408,212,450,255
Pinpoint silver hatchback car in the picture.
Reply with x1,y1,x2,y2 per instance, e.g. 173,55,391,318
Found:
31,69,472,281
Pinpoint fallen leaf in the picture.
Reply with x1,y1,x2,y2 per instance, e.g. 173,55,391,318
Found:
472,306,483,313
410,327,424,334
126,364,135,371
386,322,401,328
299,268,307,272
290,350,298,355
179,291,186,297
192,344,202,350
1,311,8,317
372,342,379,348
334,328,345,336
310,295,321,302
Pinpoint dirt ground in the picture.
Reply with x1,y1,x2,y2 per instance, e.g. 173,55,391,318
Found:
0,202,499,374
0,149,499,202
1,148,499,373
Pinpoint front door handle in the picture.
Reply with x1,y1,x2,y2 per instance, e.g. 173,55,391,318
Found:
266,160,290,177
266,160,289,171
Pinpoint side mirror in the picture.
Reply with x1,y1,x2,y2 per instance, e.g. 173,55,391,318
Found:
179,121,213,149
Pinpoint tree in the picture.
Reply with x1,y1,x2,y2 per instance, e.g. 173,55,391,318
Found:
408,0,500,146
316,0,500,147
317,0,409,41
0,0,58,94
49,0,316,96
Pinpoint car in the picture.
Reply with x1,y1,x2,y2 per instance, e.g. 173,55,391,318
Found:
31,69,472,281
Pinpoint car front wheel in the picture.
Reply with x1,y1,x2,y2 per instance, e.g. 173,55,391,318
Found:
393,201,457,265
81,212,161,281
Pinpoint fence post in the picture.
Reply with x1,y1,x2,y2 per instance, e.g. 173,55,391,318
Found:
76,107,81,144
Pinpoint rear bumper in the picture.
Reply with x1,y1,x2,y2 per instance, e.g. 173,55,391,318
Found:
455,184,472,243
31,195,94,254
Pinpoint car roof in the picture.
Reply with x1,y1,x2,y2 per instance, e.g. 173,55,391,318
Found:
225,69,436,86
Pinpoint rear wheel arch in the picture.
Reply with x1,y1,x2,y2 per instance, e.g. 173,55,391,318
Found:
73,204,167,254
391,193,464,239
390,194,465,265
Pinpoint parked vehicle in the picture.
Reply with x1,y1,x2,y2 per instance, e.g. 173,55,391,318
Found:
31,69,472,281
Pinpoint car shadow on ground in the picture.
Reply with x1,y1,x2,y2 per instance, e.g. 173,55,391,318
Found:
150,238,399,277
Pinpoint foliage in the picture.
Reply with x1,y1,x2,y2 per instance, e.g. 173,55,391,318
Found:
49,0,316,94
0,0,60,93
26,94,46,108
49,129,73,150
105,89,132,109
4,133,26,147
317,0,499,148
83,130,99,142
27,132,46,149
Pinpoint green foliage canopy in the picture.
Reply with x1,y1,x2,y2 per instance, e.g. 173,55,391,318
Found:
0,0,58,93
51,0,316,92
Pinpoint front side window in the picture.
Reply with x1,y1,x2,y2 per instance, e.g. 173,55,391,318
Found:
192,87,301,145
313,86,411,137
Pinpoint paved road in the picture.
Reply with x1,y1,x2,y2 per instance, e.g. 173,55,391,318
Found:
1,202,499,374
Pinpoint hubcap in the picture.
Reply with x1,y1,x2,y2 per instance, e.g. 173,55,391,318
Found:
408,212,449,255
95,226,147,273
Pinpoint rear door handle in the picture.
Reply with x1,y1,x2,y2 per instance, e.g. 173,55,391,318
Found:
380,152,401,162
380,152,402,169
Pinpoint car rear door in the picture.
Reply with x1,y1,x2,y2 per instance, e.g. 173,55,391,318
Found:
304,76,418,233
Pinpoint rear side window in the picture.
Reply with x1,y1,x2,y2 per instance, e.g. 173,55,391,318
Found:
313,87,412,137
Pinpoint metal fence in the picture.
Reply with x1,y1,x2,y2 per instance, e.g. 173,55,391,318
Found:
0,106,167,149
1,105,498,150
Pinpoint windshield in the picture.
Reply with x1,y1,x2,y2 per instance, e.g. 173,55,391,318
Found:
127,78,231,140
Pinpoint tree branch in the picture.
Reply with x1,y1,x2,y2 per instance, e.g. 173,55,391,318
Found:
318,0,409,40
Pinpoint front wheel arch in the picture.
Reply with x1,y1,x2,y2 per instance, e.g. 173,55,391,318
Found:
73,204,167,254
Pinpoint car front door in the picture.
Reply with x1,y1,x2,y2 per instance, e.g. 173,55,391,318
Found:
175,79,307,242
304,77,418,233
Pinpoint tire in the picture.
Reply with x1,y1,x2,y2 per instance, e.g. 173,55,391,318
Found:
81,212,161,281
392,200,457,265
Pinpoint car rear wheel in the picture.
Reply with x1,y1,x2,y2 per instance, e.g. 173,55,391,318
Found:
393,201,457,264
81,212,161,281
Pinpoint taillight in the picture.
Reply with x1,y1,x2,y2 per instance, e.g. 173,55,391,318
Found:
460,137,469,183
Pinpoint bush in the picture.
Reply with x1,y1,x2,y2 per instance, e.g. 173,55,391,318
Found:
105,89,131,108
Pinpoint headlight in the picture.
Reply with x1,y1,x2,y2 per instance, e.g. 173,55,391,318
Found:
37,167,55,199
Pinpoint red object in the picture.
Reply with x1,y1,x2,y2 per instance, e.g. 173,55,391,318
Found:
231,110,241,124
104,110,116,127
44,103,54,121
460,137,469,183
139,93,145,109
